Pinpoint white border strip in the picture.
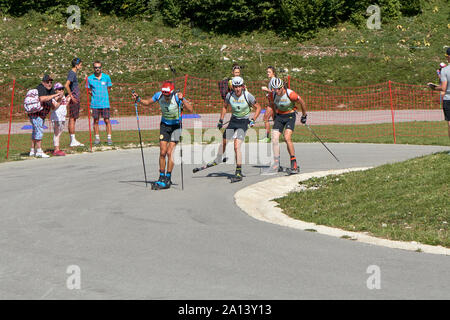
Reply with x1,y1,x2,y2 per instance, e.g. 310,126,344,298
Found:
235,168,450,256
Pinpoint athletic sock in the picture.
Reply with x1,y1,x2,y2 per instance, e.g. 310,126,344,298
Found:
107,134,111,140
95,135,100,140
36,148,43,153
266,132,270,139
70,134,75,142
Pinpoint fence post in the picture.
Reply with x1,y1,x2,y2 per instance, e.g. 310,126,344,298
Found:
6,79,16,160
85,76,92,151
388,80,396,144
183,74,188,97
287,75,291,89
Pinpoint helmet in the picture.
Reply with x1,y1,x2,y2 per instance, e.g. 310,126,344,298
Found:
161,82,175,95
439,62,447,69
231,76,244,87
270,77,284,89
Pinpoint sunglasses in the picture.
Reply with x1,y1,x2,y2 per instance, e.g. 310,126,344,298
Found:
94,66,102,69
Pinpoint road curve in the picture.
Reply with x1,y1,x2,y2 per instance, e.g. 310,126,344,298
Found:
0,143,449,299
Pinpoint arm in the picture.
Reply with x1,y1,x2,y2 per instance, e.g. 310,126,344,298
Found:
138,97,157,106
131,91,157,106
252,102,262,121
220,102,228,121
297,96,307,116
39,92,62,103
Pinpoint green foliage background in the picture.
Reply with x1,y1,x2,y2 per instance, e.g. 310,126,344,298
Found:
0,0,426,39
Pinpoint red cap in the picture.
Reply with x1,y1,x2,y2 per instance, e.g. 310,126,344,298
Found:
161,82,174,95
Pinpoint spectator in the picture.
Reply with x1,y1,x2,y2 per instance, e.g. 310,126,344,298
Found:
50,82,70,156
29,74,63,158
86,61,113,145
218,64,243,102
430,47,450,139
65,57,84,147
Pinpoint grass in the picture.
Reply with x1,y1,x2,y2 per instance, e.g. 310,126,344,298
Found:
275,152,450,248
1,120,448,163
0,0,448,90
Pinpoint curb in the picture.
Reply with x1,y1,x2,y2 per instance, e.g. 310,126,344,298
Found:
235,168,450,256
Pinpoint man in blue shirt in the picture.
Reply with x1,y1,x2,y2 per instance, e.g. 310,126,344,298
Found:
86,61,113,145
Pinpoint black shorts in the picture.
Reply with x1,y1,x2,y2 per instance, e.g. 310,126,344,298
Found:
69,91,80,119
92,108,110,120
273,112,296,132
444,100,450,121
223,117,250,141
160,122,181,143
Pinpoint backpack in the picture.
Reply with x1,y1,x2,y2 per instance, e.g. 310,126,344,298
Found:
218,78,230,101
24,89,43,114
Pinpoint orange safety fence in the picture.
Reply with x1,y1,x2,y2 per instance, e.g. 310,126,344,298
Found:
0,76,445,159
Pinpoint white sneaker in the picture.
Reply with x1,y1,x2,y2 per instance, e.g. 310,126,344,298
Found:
70,140,85,147
35,152,50,158
29,151,35,157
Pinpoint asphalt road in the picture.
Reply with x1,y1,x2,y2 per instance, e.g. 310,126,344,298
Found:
0,143,449,299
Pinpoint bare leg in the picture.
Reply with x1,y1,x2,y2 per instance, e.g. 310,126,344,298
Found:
284,129,295,157
264,107,273,136
159,141,168,172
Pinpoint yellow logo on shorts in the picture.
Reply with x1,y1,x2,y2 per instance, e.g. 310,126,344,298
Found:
159,134,164,140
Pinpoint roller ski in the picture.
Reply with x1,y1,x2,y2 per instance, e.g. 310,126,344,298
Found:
261,163,286,175
151,173,172,190
193,157,228,173
229,168,244,183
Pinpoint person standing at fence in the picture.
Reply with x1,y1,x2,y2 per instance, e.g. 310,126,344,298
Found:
259,66,277,143
29,74,63,158
86,61,113,146
429,48,450,139
216,76,262,182
50,82,70,156
437,62,447,106
131,81,193,189
65,57,84,147
262,77,307,175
